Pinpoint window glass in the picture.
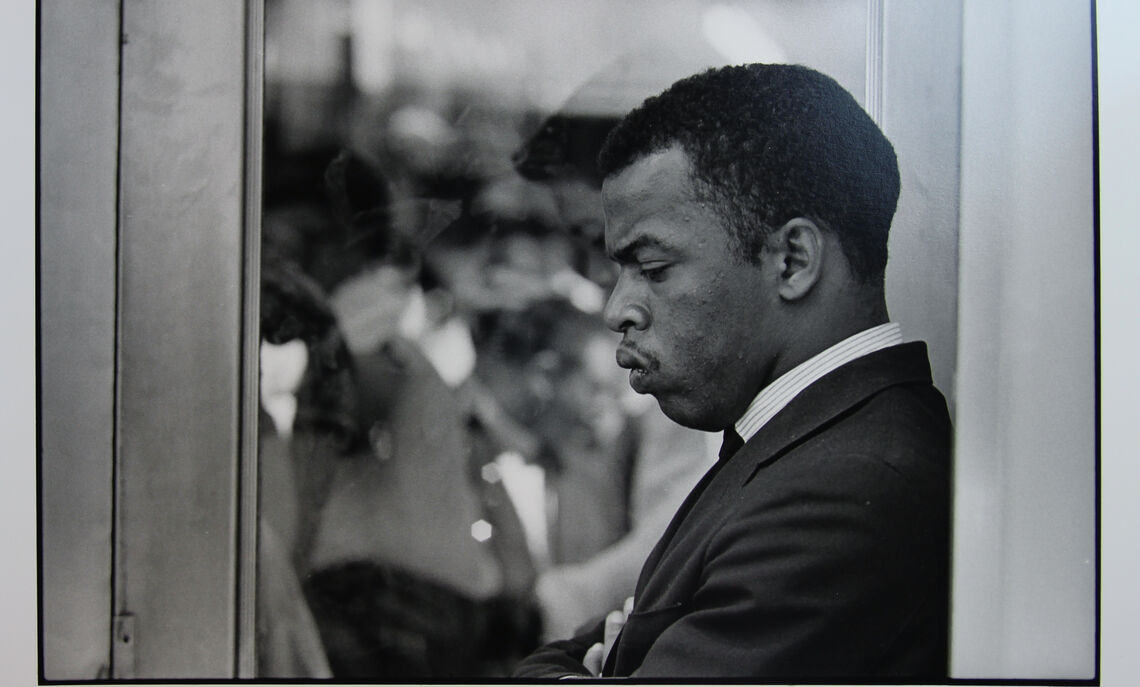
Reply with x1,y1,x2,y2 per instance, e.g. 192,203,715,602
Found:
257,1,868,678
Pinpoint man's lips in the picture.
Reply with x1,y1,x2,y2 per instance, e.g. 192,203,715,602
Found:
615,346,647,371
616,345,658,393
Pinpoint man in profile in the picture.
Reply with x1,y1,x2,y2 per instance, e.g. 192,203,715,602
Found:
512,63,951,680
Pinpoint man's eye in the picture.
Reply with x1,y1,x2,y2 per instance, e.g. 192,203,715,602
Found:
640,264,670,282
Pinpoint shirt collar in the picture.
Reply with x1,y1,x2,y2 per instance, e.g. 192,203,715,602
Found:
734,323,903,443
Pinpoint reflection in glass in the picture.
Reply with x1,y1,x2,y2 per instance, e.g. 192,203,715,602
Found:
257,0,867,678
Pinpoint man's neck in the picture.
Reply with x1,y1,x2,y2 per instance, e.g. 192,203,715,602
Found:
770,305,888,387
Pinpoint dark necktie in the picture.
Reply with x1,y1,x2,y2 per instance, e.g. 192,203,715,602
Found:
719,427,745,461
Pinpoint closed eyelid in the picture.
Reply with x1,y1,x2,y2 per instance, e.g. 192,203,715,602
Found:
609,235,681,264
639,260,671,270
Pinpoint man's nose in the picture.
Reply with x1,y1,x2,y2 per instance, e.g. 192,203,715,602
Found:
603,276,649,333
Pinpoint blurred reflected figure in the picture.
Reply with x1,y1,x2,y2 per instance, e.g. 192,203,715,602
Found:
257,261,358,678
470,299,638,570
306,252,505,632
287,150,537,678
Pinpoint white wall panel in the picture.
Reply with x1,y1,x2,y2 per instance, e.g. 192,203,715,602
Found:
882,0,962,408
953,0,1096,678
1098,3,1140,683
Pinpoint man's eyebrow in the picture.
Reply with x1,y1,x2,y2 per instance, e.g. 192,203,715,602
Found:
608,234,679,263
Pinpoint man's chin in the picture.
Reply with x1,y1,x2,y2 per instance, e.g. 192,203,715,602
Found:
653,394,724,433
627,367,652,394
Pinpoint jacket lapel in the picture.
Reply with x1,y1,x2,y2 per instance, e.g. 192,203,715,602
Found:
631,451,727,597
737,341,934,485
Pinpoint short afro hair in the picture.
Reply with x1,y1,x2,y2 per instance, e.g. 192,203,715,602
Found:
597,63,899,285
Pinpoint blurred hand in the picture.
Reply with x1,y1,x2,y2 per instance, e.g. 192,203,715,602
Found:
582,596,634,677
582,642,605,676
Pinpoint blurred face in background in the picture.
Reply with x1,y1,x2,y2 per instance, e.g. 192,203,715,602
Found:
550,177,606,248
329,263,419,355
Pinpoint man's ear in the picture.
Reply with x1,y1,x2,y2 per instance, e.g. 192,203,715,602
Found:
769,217,825,301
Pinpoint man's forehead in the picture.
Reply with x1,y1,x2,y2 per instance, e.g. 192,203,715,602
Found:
602,145,693,206
602,145,697,254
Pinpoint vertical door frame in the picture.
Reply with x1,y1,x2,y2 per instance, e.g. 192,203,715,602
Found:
236,0,265,678
108,0,261,678
37,0,122,679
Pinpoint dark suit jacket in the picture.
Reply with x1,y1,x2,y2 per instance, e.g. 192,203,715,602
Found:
512,342,952,680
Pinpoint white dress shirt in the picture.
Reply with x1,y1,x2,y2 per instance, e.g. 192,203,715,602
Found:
735,323,903,443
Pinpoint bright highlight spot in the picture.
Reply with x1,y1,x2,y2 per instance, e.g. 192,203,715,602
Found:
471,519,493,542
481,462,502,483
